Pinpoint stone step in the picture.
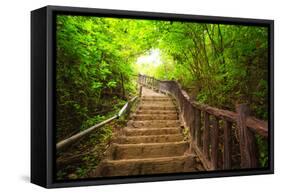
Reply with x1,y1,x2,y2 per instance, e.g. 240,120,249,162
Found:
131,114,178,121
136,110,178,115
113,141,188,159
142,96,171,100
124,127,181,136
116,134,184,144
140,102,175,106
139,105,177,111
90,87,205,178
141,98,173,102
128,120,181,128
94,154,197,177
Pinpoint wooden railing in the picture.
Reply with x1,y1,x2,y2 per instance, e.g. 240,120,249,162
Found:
56,96,138,151
138,74,268,170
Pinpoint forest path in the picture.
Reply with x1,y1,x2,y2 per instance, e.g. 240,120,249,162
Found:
92,87,204,177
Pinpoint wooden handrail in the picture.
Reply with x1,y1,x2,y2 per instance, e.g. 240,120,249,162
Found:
138,74,268,170
56,96,138,151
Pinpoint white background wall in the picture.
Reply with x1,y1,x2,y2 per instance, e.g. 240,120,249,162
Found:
0,0,279,193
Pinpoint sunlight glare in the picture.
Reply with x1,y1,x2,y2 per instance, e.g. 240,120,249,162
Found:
136,49,161,67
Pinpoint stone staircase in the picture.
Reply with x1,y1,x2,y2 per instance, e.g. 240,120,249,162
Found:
92,88,203,177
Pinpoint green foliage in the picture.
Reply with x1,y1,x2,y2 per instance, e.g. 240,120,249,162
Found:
151,23,268,120
56,16,157,141
256,135,268,167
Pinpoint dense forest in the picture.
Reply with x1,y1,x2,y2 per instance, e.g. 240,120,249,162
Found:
56,15,268,179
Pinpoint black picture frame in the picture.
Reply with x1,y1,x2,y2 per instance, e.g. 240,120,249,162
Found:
31,5,274,188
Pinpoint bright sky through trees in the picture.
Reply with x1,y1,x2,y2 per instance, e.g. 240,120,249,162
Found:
135,48,162,74
136,49,162,70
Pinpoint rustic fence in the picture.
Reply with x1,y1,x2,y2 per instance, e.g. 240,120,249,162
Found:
138,74,268,170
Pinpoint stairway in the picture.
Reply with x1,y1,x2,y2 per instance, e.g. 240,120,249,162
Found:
92,87,203,177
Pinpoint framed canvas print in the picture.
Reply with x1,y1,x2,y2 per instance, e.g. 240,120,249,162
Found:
31,5,274,188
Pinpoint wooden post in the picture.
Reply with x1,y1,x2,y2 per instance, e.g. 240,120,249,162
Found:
139,85,142,97
155,79,159,91
236,104,258,168
203,112,210,159
223,120,232,169
195,109,202,148
189,105,195,140
211,117,219,169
